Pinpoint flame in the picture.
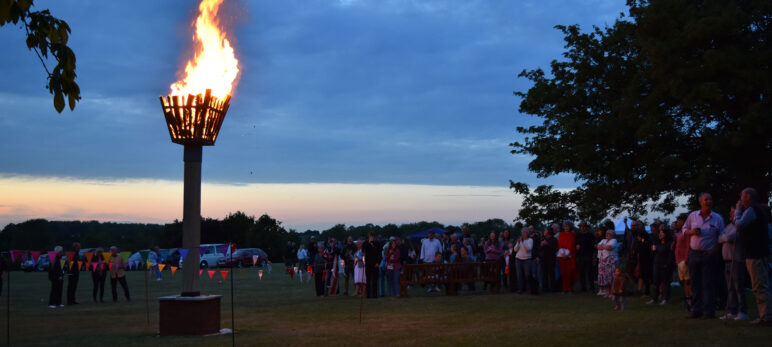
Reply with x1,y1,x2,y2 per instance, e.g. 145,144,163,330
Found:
170,0,239,99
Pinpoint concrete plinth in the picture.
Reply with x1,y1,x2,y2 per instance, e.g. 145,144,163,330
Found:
159,295,221,336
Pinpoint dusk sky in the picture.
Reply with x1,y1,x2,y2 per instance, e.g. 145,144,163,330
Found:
0,0,627,230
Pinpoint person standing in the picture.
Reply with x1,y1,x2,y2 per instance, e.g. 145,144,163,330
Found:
92,247,107,302
576,222,596,292
673,214,692,311
342,236,355,296
66,242,81,305
109,246,131,302
48,246,64,308
353,239,366,297
363,232,382,299
540,228,558,292
385,241,401,296
557,221,577,293
683,192,724,319
420,231,443,264
596,230,618,298
514,228,534,294
483,232,502,291
649,228,674,305
734,187,771,325
718,208,749,320
312,245,326,296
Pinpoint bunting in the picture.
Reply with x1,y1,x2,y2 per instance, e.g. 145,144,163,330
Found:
120,251,131,262
102,252,112,263
47,251,57,263
158,263,166,272
216,244,228,255
199,269,203,277
207,270,216,279
84,252,94,263
30,251,41,264
92,263,97,271
65,252,75,261
59,259,65,269
170,266,178,276
198,246,207,256
108,262,114,270
10,250,27,262
77,261,83,270
220,270,229,280
178,248,189,261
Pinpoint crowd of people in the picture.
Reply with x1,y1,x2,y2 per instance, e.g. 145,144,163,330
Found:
294,188,772,326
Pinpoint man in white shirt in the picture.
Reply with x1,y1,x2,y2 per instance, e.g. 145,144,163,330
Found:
420,231,443,264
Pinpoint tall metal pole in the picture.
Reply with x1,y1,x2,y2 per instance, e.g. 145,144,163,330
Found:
181,145,202,297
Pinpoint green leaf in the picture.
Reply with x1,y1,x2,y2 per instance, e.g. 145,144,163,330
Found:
53,92,64,113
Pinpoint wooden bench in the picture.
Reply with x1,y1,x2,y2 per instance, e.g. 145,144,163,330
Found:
399,261,500,297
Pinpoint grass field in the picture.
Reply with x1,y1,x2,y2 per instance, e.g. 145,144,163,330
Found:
0,265,768,346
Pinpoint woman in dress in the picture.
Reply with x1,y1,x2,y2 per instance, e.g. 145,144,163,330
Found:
353,239,366,297
557,221,577,293
596,229,618,298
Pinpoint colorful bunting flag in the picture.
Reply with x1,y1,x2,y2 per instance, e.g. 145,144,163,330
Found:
170,266,178,276
120,251,130,262
69,261,74,269
59,259,65,269
179,248,189,261
84,252,94,263
207,270,216,279
158,264,166,272
199,269,203,277
102,252,112,262
30,251,41,264
10,250,27,262
65,252,75,261
92,263,97,271
47,251,57,262
217,244,228,255
77,261,83,270
220,270,229,280
108,262,114,270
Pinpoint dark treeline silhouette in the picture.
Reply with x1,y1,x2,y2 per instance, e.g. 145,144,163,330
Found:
0,212,516,261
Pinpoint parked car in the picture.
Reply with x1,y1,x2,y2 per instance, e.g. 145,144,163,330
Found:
161,248,181,267
21,257,36,272
36,254,51,272
179,243,230,268
216,248,266,268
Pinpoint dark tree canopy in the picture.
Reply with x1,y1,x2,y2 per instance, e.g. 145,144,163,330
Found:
1,0,80,112
512,0,772,218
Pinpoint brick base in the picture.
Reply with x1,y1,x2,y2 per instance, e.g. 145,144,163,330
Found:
159,295,222,336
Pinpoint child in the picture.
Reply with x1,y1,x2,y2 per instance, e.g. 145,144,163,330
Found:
612,266,627,311
353,240,366,297
427,252,444,293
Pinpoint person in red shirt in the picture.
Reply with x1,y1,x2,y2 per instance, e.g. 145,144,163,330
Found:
558,221,578,293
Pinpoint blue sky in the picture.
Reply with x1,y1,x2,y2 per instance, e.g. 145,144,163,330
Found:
0,0,628,229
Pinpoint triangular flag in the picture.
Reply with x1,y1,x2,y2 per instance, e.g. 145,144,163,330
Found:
102,252,112,262
148,261,155,267
92,263,97,271
158,263,166,272
120,251,130,262
84,252,94,263
86,261,91,271
65,252,75,261
69,261,74,269
30,251,41,264
171,266,178,276
217,244,228,255
77,261,83,270
220,270,229,280
59,259,65,268
179,249,189,261
199,269,203,277
8,250,17,262
47,251,57,262
207,270,216,279
140,250,149,261
108,262,114,270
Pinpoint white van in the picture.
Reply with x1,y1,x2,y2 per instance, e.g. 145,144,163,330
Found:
179,243,231,268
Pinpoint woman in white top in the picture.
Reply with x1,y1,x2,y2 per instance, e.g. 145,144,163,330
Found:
595,229,618,297
514,229,534,294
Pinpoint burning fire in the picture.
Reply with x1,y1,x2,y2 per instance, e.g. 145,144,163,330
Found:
170,0,239,99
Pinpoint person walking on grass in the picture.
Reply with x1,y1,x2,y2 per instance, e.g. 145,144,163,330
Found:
48,246,64,308
109,246,131,302
734,187,771,326
683,192,724,319
596,230,618,298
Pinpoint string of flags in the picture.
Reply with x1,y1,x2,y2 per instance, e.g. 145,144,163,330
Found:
6,244,240,280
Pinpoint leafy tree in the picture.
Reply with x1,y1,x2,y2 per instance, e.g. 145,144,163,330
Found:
1,0,80,112
512,0,772,217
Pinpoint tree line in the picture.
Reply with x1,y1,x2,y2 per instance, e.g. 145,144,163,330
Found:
0,212,517,261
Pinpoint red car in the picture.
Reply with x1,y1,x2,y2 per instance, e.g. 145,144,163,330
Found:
217,248,267,268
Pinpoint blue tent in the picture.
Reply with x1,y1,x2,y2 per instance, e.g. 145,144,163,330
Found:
405,227,450,239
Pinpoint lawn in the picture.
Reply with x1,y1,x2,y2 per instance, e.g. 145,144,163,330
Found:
0,265,768,346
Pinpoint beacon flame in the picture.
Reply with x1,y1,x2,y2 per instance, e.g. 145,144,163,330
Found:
170,0,239,99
